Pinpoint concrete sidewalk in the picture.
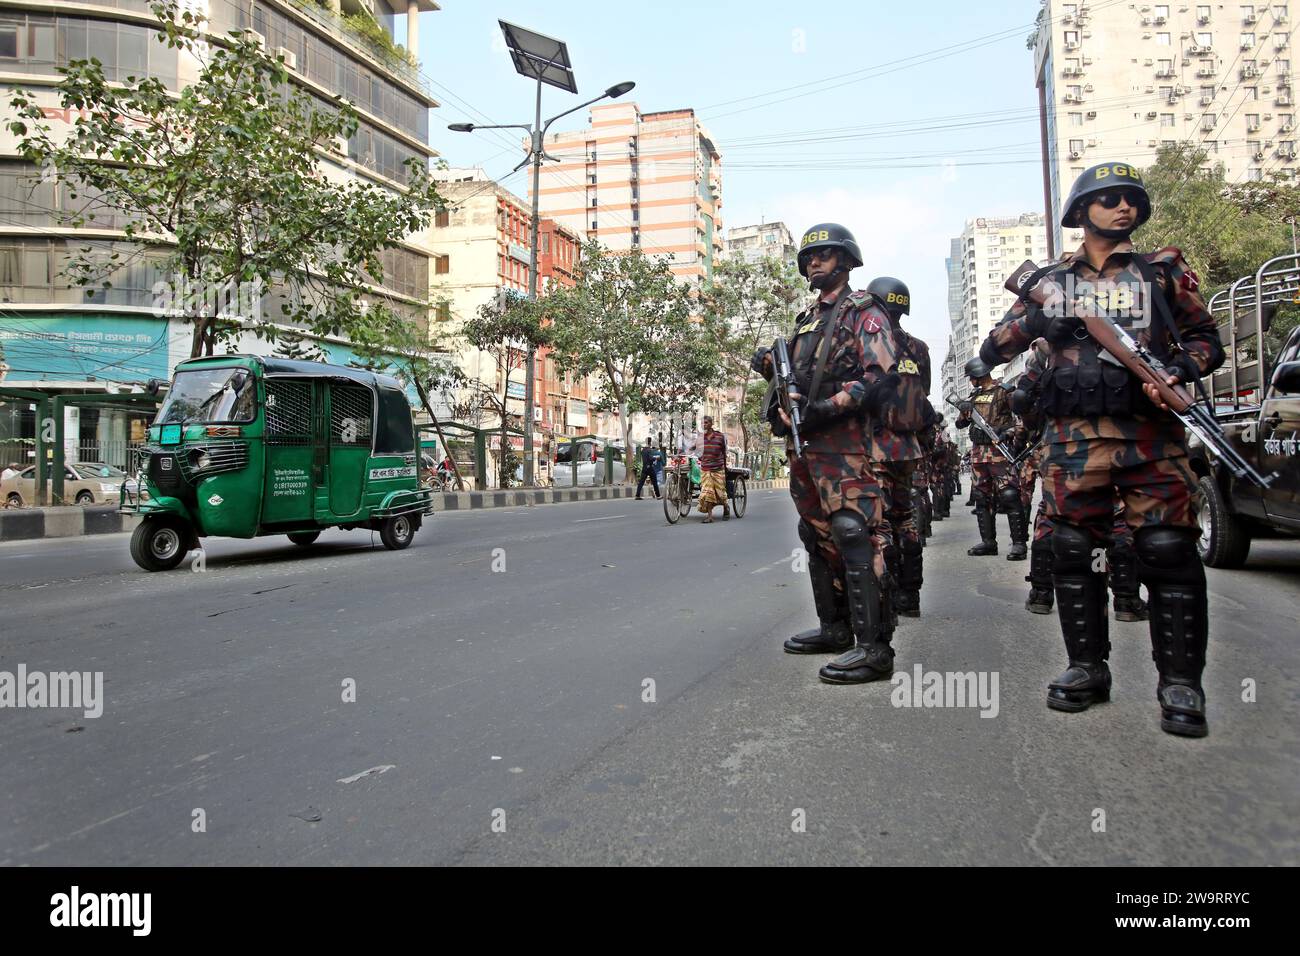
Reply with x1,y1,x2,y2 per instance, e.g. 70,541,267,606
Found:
0,479,790,541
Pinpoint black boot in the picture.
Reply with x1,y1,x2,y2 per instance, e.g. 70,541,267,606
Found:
896,537,923,618
1046,524,1112,712
967,492,998,555
819,513,894,684
1025,536,1055,614
1137,528,1210,738
1108,539,1148,622
1002,487,1028,561
784,535,854,655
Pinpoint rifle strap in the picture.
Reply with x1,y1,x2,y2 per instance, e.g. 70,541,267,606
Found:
808,293,854,403
1129,255,1213,405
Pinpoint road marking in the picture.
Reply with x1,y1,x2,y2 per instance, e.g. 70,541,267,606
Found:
751,557,792,574
574,514,626,522
337,764,396,784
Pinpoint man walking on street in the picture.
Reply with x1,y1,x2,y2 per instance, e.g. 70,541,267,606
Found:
635,438,661,499
697,416,729,522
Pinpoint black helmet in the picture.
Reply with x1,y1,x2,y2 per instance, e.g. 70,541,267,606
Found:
866,276,910,318
1061,162,1151,235
797,222,863,278
964,356,992,379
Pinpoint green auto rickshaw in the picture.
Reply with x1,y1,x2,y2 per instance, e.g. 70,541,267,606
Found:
121,355,434,571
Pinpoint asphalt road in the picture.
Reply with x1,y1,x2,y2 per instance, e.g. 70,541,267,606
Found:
1,488,1297,866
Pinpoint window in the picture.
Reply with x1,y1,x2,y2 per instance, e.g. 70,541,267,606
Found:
1249,168,1264,181
1198,32,1213,45
1065,30,1079,44
1157,32,1171,45
1198,5,1211,20
1279,58,1291,72
1161,113,1175,126
1069,111,1084,126
0,23,17,59
1068,84,1082,98
434,209,449,228
1064,3,1077,14
1158,58,1173,73
1283,112,1295,126
1242,33,1256,47
1155,4,1169,16
435,302,450,322
1069,138,1084,152
1202,84,1217,99
1248,112,1262,126
1249,86,1260,98
435,255,449,275
1275,4,1289,19
1160,86,1174,99
1066,57,1080,71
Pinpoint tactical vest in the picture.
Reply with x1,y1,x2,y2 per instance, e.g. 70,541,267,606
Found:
888,329,933,434
968,387,998,445
1039,255,1176,418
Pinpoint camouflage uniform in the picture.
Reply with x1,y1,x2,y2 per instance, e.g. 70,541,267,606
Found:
982,239,1224,734
956,379,1025,557
869,324,930,617
766,283,906,681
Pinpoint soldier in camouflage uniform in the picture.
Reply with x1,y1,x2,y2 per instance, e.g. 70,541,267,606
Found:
863,276,933,618
955,357,1027,560
981,162,1224,737
928,416,951,519
753,224,910,684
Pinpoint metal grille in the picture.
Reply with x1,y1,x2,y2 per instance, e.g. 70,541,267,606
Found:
330,385,373,447
265,380,314,446
179,441,249,479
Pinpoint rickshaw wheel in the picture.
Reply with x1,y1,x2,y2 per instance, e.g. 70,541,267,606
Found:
379,514,415,550
287,531,321,546
130,517,190,572
663,473,681,524
731,477,748,518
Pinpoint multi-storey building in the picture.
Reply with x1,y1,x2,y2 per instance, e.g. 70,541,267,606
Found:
724,221,795,264
1034,0,1298,256
533,100,723,285
420,168,588,472
0,0,438,470
945,214,1049,454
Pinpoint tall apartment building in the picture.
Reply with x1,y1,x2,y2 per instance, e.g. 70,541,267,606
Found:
724,221,795,264
1034,0,1298,256
945,214,1049,454
420,168,589,456
0,0,438,469
533,101,724,284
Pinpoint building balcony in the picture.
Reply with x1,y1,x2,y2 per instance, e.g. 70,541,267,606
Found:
281,0,435,90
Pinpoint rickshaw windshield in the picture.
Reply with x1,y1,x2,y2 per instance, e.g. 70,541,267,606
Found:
156,368,257,425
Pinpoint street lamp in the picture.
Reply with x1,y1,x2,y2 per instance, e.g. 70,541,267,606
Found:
449,20,633,486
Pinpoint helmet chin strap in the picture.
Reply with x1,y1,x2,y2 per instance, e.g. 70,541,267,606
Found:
1082,209,1135,241
809,263,847,291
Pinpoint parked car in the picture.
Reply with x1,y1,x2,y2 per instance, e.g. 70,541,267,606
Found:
1,462,126,507
552,438,626,486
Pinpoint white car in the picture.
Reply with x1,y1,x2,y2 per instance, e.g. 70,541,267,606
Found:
1,462,126,507
552,439,626,486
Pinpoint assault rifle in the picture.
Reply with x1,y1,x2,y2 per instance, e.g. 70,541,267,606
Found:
1003,259,1274,488
944,393,1022,464
770,337,805,457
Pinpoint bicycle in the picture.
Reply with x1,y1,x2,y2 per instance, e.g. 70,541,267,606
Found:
662,456,695,524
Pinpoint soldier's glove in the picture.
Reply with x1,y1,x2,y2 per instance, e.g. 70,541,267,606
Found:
1044,313,1084,344
1166,353,1201,385
800,397,839,430
750,346,773,377
958,400,972,414
864,372,902,417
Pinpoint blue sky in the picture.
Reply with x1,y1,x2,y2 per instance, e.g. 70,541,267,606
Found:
408,0,1050,363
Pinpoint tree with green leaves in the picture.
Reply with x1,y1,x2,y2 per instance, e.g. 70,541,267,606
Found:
6,1,444,359
541,241,723,480
1140,143,1300,360
697,252,803,459
462,293,551,488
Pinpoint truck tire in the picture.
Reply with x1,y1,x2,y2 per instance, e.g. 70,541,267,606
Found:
1197,476,1251,569
130,517,191,572
287,531,321,546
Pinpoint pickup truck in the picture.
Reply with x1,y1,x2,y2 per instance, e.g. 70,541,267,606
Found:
1189,322,1300,568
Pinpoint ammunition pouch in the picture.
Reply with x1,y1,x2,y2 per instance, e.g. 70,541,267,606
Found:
1041,347,1138,417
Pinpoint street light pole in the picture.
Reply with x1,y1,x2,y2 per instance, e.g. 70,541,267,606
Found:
523,75,543,487
449,69,634,486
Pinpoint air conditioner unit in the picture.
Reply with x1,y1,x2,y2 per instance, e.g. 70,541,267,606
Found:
1245,12,1258,24
1283,122,1295,132
1088,138,1098,146
1063,93,1081,103
1281,95,1295,105
1156,68,1175,77
1249,121,1262,130
1149,139,1158,147
1063,14,1076,24
1243,41,1257,50
1082,56,1093,65
334,135,348,155
1141,17,1152,26
1154,15,1167,24
1198,15,1211,25
1255,150,1267,159
1086,110,1097,118
248,29,266,48
1168,92,1181,104
276,46,296,70
1280,72,1293,86
1243,66,1259,77
1069,150,1083,159
1147,110,1160,118
1084,83,1094,91
1200,94,1215,104
1197,66,1216,76
1065,41,1080,50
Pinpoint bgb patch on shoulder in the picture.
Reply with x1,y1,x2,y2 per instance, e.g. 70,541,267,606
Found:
1180,268,1200,292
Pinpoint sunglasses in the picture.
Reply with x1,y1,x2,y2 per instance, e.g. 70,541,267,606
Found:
1091,189,1143,210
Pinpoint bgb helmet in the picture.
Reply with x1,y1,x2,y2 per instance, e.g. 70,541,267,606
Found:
1061,162,1151,240
797,222,863,279
964,356,992,380
866,276,910,319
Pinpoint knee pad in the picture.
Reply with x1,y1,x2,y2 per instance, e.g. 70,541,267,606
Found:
998,486,1021,513
797,518,819,554
830,510,872,564
1135,526,1204,587
1051,523,1095,575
